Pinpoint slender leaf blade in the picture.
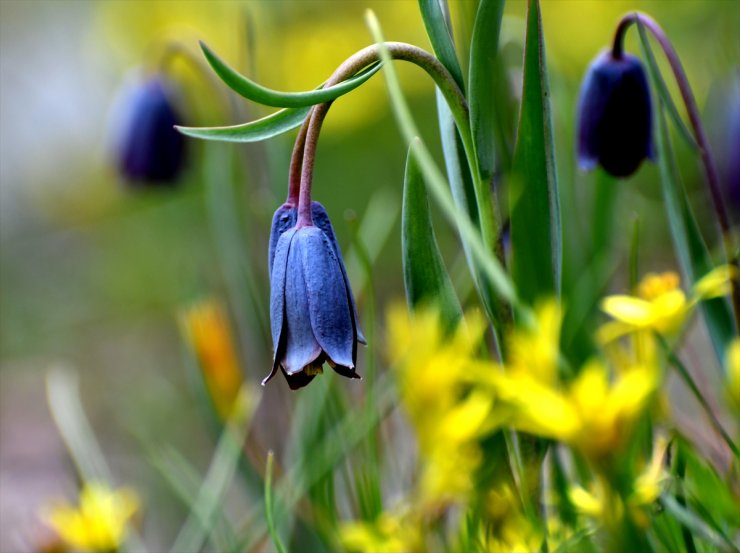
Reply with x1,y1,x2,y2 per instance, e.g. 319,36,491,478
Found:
510,0,562,304
403,139,463,325
201,42,382,108
635,22,698,150
655,103,735,364
176,106,310,143
417,0,465,90
468,0,506,181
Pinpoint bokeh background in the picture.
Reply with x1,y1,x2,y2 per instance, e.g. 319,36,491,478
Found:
1,0,737,550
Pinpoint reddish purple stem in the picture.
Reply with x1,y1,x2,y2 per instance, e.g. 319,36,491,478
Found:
613,12,739,330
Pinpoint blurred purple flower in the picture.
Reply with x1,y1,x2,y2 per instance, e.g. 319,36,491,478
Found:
264,205,364,390
577,51,654,178
112,75,186,186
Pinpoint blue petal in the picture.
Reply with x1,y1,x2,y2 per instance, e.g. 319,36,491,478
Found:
282,229,323,374
263,227,296,385
268,204,297,278
296,227,355,369
311,202,367,345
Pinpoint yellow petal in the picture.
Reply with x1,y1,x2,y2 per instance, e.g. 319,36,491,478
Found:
694,265,739,299
601,296,655,327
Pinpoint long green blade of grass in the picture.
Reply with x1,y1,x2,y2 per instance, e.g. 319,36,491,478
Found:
402,139,463,325
468,0,507,180
171,386,256,553
510,0,561,305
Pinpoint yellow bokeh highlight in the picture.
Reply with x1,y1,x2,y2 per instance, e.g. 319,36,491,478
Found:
42,482,138,553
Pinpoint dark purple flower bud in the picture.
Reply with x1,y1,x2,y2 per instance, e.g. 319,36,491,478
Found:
264,213,364,390
577,51,654,178
112,74,186,186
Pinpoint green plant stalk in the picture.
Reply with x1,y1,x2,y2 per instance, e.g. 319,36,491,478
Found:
265,451,288,553
613,12,740,335
656,334,739,458
295,42,500,284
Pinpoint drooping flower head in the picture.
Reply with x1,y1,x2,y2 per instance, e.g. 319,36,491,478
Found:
577,51,654,178
264,202,365,389
111,73,187,186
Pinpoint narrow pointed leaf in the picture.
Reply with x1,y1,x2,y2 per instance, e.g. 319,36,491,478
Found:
201,42,381,108
417,0,465,90
655,103,734,365
469,0,507,180
510,0,561,304
635,21,698,150
177,105,310,143
402,139,462,326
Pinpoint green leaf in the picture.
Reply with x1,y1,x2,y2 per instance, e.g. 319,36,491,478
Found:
176,105,310,143
402,138,463,326
635,21,698,151
417,0,465,90
659,494,737,551
265,451,288,553
510,0,562,304
201,42,382,108
468,0,507,180
655,103,735,365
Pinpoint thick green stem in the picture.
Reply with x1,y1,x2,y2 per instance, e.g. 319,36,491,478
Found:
297,42,500,265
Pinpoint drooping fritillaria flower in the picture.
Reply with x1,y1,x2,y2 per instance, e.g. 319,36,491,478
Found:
112,74,186,186
577,51,654,178
264,203,365,389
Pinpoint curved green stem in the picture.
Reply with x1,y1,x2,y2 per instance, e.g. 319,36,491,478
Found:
613,12,740,335
296,41,500,258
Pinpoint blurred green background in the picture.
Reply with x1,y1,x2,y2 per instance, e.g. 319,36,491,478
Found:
0,0,737,550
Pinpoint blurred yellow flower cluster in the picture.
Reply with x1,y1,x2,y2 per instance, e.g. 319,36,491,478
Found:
42,482,138,553
386,304,493,505
339,266,735,547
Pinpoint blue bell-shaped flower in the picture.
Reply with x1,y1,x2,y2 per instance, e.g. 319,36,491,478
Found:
264,206,365,389
577,51,654,178
112,74,186,186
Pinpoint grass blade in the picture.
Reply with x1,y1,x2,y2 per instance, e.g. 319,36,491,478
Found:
635,21,698,151
171,386,256,553
402,139,463,325
510,0,562,304
365,10,518,311
265,451,288,553
468,0,507,180
417,0,465,90
201,42,382,108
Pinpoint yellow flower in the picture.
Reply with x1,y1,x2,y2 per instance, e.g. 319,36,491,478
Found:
340,508,423,553
386,305,496,504
483,303,657,461
42,482,138,553
180,299,243,421
494,360,656,461
726,338,740,411
569,436,669,528
599,266,737,343
507,300,562,384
